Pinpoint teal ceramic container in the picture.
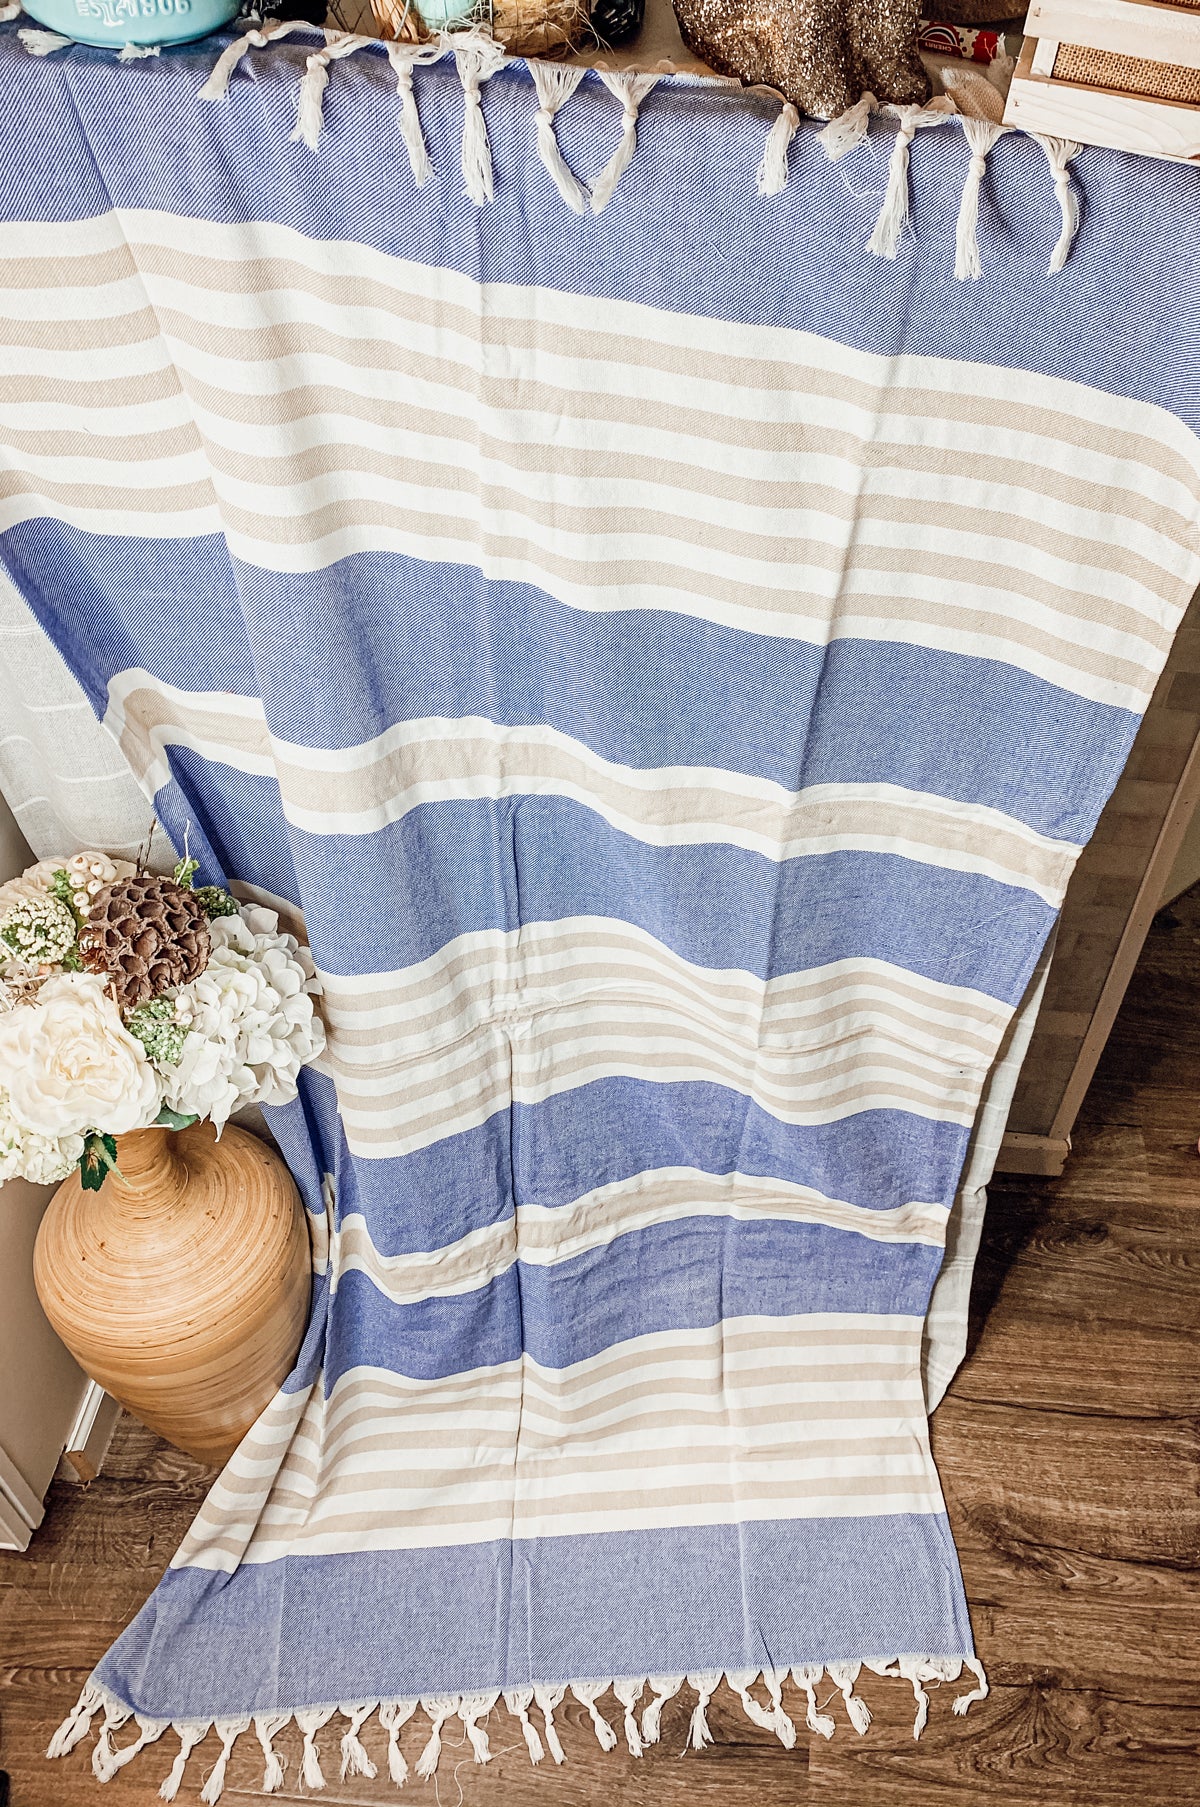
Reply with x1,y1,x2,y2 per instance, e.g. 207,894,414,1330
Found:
22,0,241,48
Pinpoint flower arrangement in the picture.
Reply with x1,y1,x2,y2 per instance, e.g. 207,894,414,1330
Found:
0,851,324,1190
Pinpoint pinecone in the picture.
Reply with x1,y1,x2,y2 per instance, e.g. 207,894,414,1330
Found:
78,874,211,1013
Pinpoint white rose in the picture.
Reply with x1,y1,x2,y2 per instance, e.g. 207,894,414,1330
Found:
0,1086,83,1187
0,972,162,1138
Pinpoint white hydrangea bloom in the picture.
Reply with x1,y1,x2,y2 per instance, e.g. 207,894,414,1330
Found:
159,907,325,1132
0,1086,84,1187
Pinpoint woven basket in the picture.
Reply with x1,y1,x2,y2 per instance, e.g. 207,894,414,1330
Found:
371,0,592,52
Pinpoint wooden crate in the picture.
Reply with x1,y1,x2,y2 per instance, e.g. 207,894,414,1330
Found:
998,589,1200,1174
1004,25,1200,159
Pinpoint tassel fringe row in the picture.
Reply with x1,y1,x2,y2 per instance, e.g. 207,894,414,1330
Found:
78,25,1085,273
48,1658,989,1796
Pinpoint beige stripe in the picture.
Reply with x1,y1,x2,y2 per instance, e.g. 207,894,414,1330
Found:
177,368,1200,558
0,246,140,291
109,683,1075,905
325,1027,982,1153
154,297,1197,574
320,925,1008,1041
192,1470,942,1562
0,466,214,517
279,759,1072,898
206,497,1171,693
1,308,160,351
322,948,1005,1069
193,430,1189,622
0,369,182,409
330,1170,946,1309
0,421,203,463
122,243,1200,501
207,1396,924,1499
261,1435,928,1504
245,1471,938,1542
325,1015,984,1107
199,435,1189,609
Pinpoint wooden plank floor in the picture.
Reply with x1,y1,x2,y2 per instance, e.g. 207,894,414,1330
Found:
3,893,1200,1805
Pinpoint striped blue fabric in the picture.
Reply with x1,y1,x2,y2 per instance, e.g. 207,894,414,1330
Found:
4,17,1200,1788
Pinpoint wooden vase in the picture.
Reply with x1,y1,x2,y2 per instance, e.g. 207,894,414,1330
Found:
33,1121,311,1467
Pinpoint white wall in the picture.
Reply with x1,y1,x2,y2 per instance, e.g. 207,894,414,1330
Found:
0,792,90,1548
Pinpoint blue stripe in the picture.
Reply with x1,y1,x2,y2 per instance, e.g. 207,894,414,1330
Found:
285,793,1055,1000
4,521,1136,845
154,753,1055,998
3,27,1200,427
96,1512,973,1715
237,552,1136,845
0,523,256,712
321,1227,942,1387
156,755,1055,997
295,1069,968,1252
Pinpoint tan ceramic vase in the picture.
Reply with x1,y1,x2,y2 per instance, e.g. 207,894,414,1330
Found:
33,1121,311,1467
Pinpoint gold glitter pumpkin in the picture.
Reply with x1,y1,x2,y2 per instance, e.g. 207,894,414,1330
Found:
671,0,930,119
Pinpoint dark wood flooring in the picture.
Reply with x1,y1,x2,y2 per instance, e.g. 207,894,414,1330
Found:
2,892,1200,1805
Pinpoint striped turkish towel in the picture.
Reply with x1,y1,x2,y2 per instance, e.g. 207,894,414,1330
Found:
4,17,1200,1794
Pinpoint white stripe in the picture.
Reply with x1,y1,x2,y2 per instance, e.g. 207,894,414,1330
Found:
326,1168,950,1309
103,673,1078,901
173,1315,940,1565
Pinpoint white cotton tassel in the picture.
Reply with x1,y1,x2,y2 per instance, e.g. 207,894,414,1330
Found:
448,31,506,206
761,1668,798,1748
339,1702,379,1781
530,62,587,214
954,117,1005,281
295,1706,337,1789
200,18,309,101
379,1698,418,1785
158,1722,210,1802
868,105,943,258
291,33,374,153
91,1700,135,1782
18,27,69,53
640,1674,685,1745
416,1696,456,1779
199,1717,250,1805
819,91,876,160
104,1715,169,1775
827,1662,872,1735
728,1670,796,1749
386,43,439,186
791,1665,835,1739
953,1655,989,1715
532,1686,567,1764
503,1689,545,1765
612,1678,645,1757
292,50,332,150
686,1671,721,1750
47,1682,106,1758
897,1658,931,1739
756,98,799,196
591,71,658,214
253,1713,290,1793
459,1691,499,1764
571,1682,618,1751
868,107,919,257
117,41,158,58
1037,135,1081,273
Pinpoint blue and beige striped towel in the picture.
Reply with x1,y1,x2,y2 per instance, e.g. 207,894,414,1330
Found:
3,18,1199,1792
